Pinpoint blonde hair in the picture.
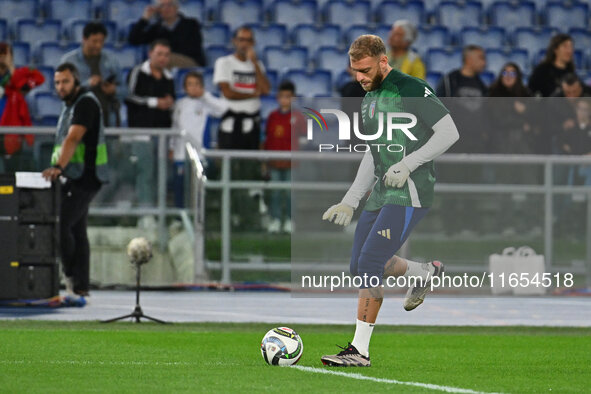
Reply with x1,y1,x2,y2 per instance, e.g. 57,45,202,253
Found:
348,35,386,61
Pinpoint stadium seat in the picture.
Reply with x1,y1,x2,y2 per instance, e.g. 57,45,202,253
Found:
459,27,506,49
376,0,425,26
425,48,462,74
178,0,205,21
260,94,276,122
283,69,332,97
68,20,118,44
16,20,62,46
121,66,132,85
264,46,308,73
219,0,262,31
512,28,555,62
104,44,143,69
425,71,442,89
271,0,317,30
325,0,371,29
202,67,215,93
485,48,529,75
293,24,342,55
315,46,349,80
413,26,450,56
344,25,376,46
30,66,55,94
38,42,78,67
202,23,231,47
490,1,536,32
248,24,288,54
479,70,495,86
545,2,588,31
266,69,278,92
335,69,351,91
106,0,150,32
437,1,482,32
374,24,392,45
0,0,39,24
0,19,6,41
34,92,63,121
569,28,591,53
11,42,31,66
46,0,93,24
205,45,232,66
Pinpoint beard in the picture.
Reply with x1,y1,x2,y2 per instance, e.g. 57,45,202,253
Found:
60,87,78,103
361,69,384,92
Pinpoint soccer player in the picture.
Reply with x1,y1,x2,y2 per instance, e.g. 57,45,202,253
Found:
320,35,460,367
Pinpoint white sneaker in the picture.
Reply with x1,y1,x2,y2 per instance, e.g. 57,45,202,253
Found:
64,276,75,295
282,219,292,233
268,219,281,233
403,261,444,311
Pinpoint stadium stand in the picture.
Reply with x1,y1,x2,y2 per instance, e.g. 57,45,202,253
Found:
283,69,332,97
545,1,589,31
201,23,230,47
264,46,308,73
459,27,506,49
271,0,317,29
45,0,93,24
293,24,342,54
219,0,262,30
377,0,425,26
426,48,463,75
489,1,536,32
248,23,288,54
67,20,118,44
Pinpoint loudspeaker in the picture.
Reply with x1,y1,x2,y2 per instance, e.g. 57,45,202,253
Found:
17,263,59,299
18,224,58,263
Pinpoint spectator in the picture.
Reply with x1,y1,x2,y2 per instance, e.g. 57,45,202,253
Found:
386,20,425,80
262,81,305,234
125,39,175,206
0,42,44,172
61,22,123,127
170,71,227,207
213,26,270,229
487,62,533,154
528,34,575,97
436,45,487,98
550,73,591,98
129,0,206,67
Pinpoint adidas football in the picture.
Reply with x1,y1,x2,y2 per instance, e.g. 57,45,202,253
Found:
260,327,303,366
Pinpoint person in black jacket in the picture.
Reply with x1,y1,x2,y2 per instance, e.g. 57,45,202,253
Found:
528,34,575,97
129,0,206,67
125,39,175,206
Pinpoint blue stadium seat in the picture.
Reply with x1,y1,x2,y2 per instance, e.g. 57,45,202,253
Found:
490,1,536,32
325,0,371,29
219,0,262,31
0,19,6,41
335,69,351,91
38,43,78,67
569,28,591,52
376,0,425,26
11,42,31,66
479,71,495,86
121,66,132,85
535,49,584,70
425,71,442,89
315,47,349,80
30,66,55,94
266,69,278,92
413,26,450,56
206,45,232,66
293,24,342,55
260,95,277,121
16,20,62,46
178,0,205,21
0,0,39,24
426,48,462,74
545,2,588,30
248,24,288,54
202,67,215,93
374,24,392,45
34,92,63,121
202,23,231,47
485,48,529,75
106,0,150,31
46,0,93,23
264,46,308,73
344,25,375,46
271,0,317,30
283,69,332,97
459,27,506,49
437,1,482,32
68,20,118,44
513,28,556,62
104,44,142,69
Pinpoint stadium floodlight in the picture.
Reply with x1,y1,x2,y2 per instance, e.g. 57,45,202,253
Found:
101,238,168,324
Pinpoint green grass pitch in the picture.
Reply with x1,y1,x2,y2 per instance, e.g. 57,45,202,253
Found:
0,321,589,393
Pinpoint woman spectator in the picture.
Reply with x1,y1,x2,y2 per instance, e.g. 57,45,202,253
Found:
528,34,575,97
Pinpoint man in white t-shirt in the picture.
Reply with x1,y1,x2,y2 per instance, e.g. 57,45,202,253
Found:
213,26,270,149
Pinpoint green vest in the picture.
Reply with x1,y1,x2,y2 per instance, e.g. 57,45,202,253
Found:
51,90,109,183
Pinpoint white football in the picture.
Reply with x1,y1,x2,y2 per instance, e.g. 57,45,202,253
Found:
260,327,303,366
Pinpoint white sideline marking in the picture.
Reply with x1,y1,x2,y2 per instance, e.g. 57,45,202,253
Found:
0,360,196,367
292,366,505,394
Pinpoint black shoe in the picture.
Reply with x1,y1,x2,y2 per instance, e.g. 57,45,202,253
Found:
321,343,371,367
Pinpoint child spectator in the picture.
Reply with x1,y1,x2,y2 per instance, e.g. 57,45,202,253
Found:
171,71,227,207
263,81,305,234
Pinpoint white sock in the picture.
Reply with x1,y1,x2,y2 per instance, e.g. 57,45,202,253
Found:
64,277,75,295
403,259,435,281
351,319,374,357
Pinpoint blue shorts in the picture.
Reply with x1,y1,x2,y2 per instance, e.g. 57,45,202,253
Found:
350,204,429,288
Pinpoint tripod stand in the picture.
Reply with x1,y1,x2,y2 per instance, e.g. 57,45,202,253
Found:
102,261,168,324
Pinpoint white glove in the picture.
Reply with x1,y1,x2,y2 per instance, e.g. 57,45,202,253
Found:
322,203,354,226
383,161,410,188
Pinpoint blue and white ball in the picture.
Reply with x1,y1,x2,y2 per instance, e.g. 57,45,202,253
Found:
260,327,303,366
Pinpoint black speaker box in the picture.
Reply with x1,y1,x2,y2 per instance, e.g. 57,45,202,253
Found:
17,263,59,299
